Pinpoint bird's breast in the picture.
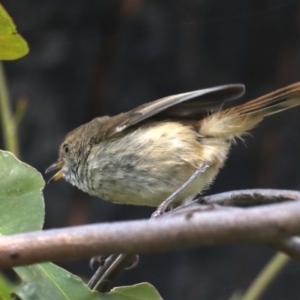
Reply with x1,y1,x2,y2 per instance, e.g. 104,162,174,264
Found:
82,121,230,206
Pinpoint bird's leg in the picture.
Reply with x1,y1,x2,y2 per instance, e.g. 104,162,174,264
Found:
152,162,209,218
88,254,139,292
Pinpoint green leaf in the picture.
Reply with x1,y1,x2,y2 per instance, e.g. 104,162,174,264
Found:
13,263,102,300
0,151,44,234
106,283,163,300
0,151,161,300
0,4,29,60
13,263,162,300
0,273,14,300
0,151,45,298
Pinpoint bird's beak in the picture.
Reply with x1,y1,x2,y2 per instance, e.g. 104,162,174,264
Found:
45,161,65,183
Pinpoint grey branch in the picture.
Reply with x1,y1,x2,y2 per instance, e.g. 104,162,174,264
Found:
89,189,300,292
0,189,300,269
270,237,300,261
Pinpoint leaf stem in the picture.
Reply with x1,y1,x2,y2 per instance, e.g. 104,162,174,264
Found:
0,62,19,156
241,252,289,300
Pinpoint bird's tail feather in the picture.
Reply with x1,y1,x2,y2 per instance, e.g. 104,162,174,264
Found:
199,82,300,140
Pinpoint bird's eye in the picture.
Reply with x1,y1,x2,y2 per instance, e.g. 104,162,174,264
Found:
63,144,70,154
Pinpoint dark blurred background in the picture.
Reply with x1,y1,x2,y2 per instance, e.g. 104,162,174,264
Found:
2,0,300,299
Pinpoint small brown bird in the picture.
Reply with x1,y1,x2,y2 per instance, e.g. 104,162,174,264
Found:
46,83,300,212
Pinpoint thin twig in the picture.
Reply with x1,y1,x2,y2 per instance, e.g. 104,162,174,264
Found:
0,62,19,156
244,237,300,300
271,237,300,261
241,253,290,300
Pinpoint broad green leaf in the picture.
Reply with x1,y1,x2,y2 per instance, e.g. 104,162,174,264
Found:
0,151,44,234
0,151,49,298
0,151,161,300
13,263,102,300
106,283,163,300
0,273,14,300
0,4,29,60
13,263,162,300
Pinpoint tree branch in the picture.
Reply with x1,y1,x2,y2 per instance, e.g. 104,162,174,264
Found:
88,189,300,292
197,188,299,206
0,189,300,269
270,237,300,261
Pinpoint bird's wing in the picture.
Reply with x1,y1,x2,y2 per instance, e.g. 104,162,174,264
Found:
105,84,245,137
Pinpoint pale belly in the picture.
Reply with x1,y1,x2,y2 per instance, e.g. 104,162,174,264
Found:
86,163,220,207
81,122,229,207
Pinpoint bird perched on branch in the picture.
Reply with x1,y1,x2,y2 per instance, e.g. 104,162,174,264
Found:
46,82,300,214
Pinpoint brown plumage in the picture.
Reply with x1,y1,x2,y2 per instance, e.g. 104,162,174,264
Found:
46,82,300,207
199,82,300,140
